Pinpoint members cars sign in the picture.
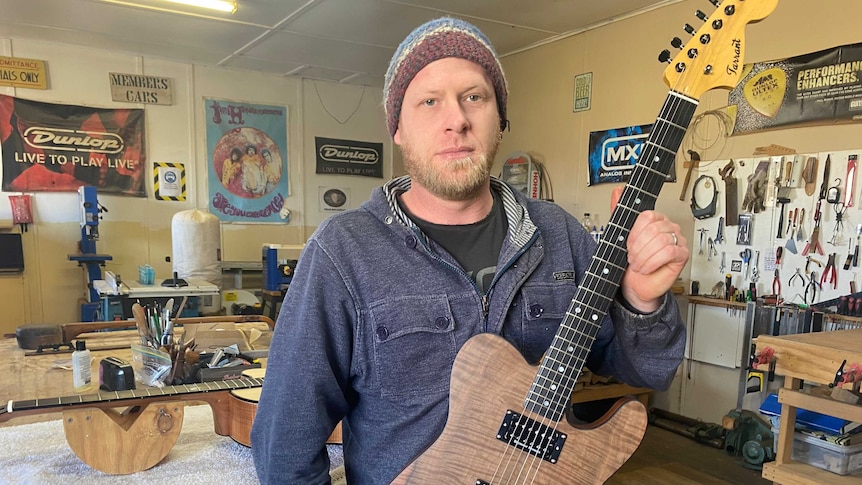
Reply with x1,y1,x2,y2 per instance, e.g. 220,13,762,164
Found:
0,56,47,90
109,72,173,105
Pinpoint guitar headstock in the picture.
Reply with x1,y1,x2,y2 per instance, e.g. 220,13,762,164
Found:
662,0,779,99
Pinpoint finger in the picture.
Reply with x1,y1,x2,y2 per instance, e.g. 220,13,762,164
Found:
610,186,623,213
635,236,689,276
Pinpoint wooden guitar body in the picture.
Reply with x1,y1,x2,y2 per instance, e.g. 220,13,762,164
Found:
393,334,647,485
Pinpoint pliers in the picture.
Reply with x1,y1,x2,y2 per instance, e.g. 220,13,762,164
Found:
821,253,838,289
804,271,819,304
773,269,781,297
788,268,806,287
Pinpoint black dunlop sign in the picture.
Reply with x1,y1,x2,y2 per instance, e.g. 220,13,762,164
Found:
153,162,186,201
315,136,383,178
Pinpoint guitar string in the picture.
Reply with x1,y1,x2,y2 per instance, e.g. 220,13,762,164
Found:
489,33,701,485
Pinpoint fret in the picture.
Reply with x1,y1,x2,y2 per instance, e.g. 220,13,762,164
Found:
579,285,615,303
59,395,82,405
584,270,621,290
654,116,688,133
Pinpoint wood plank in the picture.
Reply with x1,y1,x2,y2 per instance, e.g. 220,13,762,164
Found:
762,461,862,484
755,329,862,385
779,388,862,424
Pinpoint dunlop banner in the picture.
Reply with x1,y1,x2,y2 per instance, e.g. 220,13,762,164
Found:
0,94,146,195
315,136,383,178
730,42,862,134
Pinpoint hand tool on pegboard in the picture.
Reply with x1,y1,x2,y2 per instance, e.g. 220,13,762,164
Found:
719,159,739,225
678,150,700,201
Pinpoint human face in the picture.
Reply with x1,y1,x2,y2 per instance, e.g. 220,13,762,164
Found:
394,57,501,201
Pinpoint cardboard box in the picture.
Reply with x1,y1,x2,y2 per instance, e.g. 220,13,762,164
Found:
183,322,272,355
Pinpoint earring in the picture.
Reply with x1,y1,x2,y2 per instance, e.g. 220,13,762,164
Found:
497,131,503,141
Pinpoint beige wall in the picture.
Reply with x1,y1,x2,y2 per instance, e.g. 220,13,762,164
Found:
497,0,862,273
0,40,393,332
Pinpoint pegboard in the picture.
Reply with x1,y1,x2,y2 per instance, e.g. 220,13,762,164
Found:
689,149,862,306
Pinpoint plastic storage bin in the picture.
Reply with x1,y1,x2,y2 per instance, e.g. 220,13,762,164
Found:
773,427,862,475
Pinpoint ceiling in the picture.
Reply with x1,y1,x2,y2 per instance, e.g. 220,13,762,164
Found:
0,0,681,87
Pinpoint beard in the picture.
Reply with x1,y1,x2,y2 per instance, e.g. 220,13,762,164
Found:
401,136,500,201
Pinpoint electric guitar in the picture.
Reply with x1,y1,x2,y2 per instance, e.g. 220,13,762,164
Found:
393,1,779,483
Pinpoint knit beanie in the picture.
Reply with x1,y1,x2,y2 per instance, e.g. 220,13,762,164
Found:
383,17,508,137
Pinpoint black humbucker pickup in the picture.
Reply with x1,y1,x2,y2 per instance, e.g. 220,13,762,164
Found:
496,409,567,464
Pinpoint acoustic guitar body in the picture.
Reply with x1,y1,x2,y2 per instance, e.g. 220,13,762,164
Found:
228,367,342,446
393,333,647,485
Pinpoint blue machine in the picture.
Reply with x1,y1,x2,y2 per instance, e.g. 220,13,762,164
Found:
68,186,112,321
262,245,298,292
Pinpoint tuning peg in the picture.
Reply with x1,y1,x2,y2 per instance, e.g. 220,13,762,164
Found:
658,49,672,64
683,23,696,35
695,10,708,21
671,37,684,49
708,0,720,6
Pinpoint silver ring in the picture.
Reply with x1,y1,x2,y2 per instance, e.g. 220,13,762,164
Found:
670,232,678,246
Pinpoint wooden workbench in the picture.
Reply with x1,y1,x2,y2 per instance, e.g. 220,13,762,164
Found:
756,329,862,484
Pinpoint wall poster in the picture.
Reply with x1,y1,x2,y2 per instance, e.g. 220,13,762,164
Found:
0,94,146,196
205,98,289,223
730,42,862,134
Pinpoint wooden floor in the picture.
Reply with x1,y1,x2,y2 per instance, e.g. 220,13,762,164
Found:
608,425,771,484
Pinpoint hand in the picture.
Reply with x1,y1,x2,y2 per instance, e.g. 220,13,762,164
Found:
610,186,689,313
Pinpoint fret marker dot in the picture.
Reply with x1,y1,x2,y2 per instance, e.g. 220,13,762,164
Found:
544,400,550,406
603,268,609,275
635,198,641,204
558,365,565,372
591,314,598,321
653,156,660,162
551,384,558,390
618,235,624,242
567,346,574,352
575,307,581,313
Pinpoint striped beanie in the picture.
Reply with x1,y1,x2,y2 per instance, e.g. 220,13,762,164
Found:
383,17,508,137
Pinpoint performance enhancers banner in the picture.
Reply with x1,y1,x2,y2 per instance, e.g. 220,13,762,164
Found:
730,42,862,134
205,99,289,223
0,94,146,196
587,124,653,186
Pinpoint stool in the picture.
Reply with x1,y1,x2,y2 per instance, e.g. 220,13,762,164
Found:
260,289,285,320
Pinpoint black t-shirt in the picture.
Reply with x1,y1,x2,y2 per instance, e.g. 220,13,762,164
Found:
405,192,507,294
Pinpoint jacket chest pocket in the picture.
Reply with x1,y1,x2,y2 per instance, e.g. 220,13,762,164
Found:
369,295,457,398
517,283,577,363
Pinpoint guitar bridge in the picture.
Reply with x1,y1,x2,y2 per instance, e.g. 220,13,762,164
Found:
496,410,566,464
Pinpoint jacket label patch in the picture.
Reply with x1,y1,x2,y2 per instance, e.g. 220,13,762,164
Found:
553,271,575,281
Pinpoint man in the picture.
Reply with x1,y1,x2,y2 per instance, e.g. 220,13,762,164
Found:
251,17,688,484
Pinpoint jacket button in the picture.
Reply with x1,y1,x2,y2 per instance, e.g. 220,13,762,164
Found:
376,326,389,340
405,235,417,248
384,216,394,224
530,304,544,318
434,317,449,329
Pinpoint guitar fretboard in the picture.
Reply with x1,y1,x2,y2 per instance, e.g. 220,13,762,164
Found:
526,91,698,421
4,376,263,416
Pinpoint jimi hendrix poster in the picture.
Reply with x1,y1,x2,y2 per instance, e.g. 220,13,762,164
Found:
205,98,289,223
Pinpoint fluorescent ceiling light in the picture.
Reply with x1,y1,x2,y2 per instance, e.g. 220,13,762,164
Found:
161,0,237,13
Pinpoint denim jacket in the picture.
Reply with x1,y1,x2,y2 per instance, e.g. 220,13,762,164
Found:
251,176,685,484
